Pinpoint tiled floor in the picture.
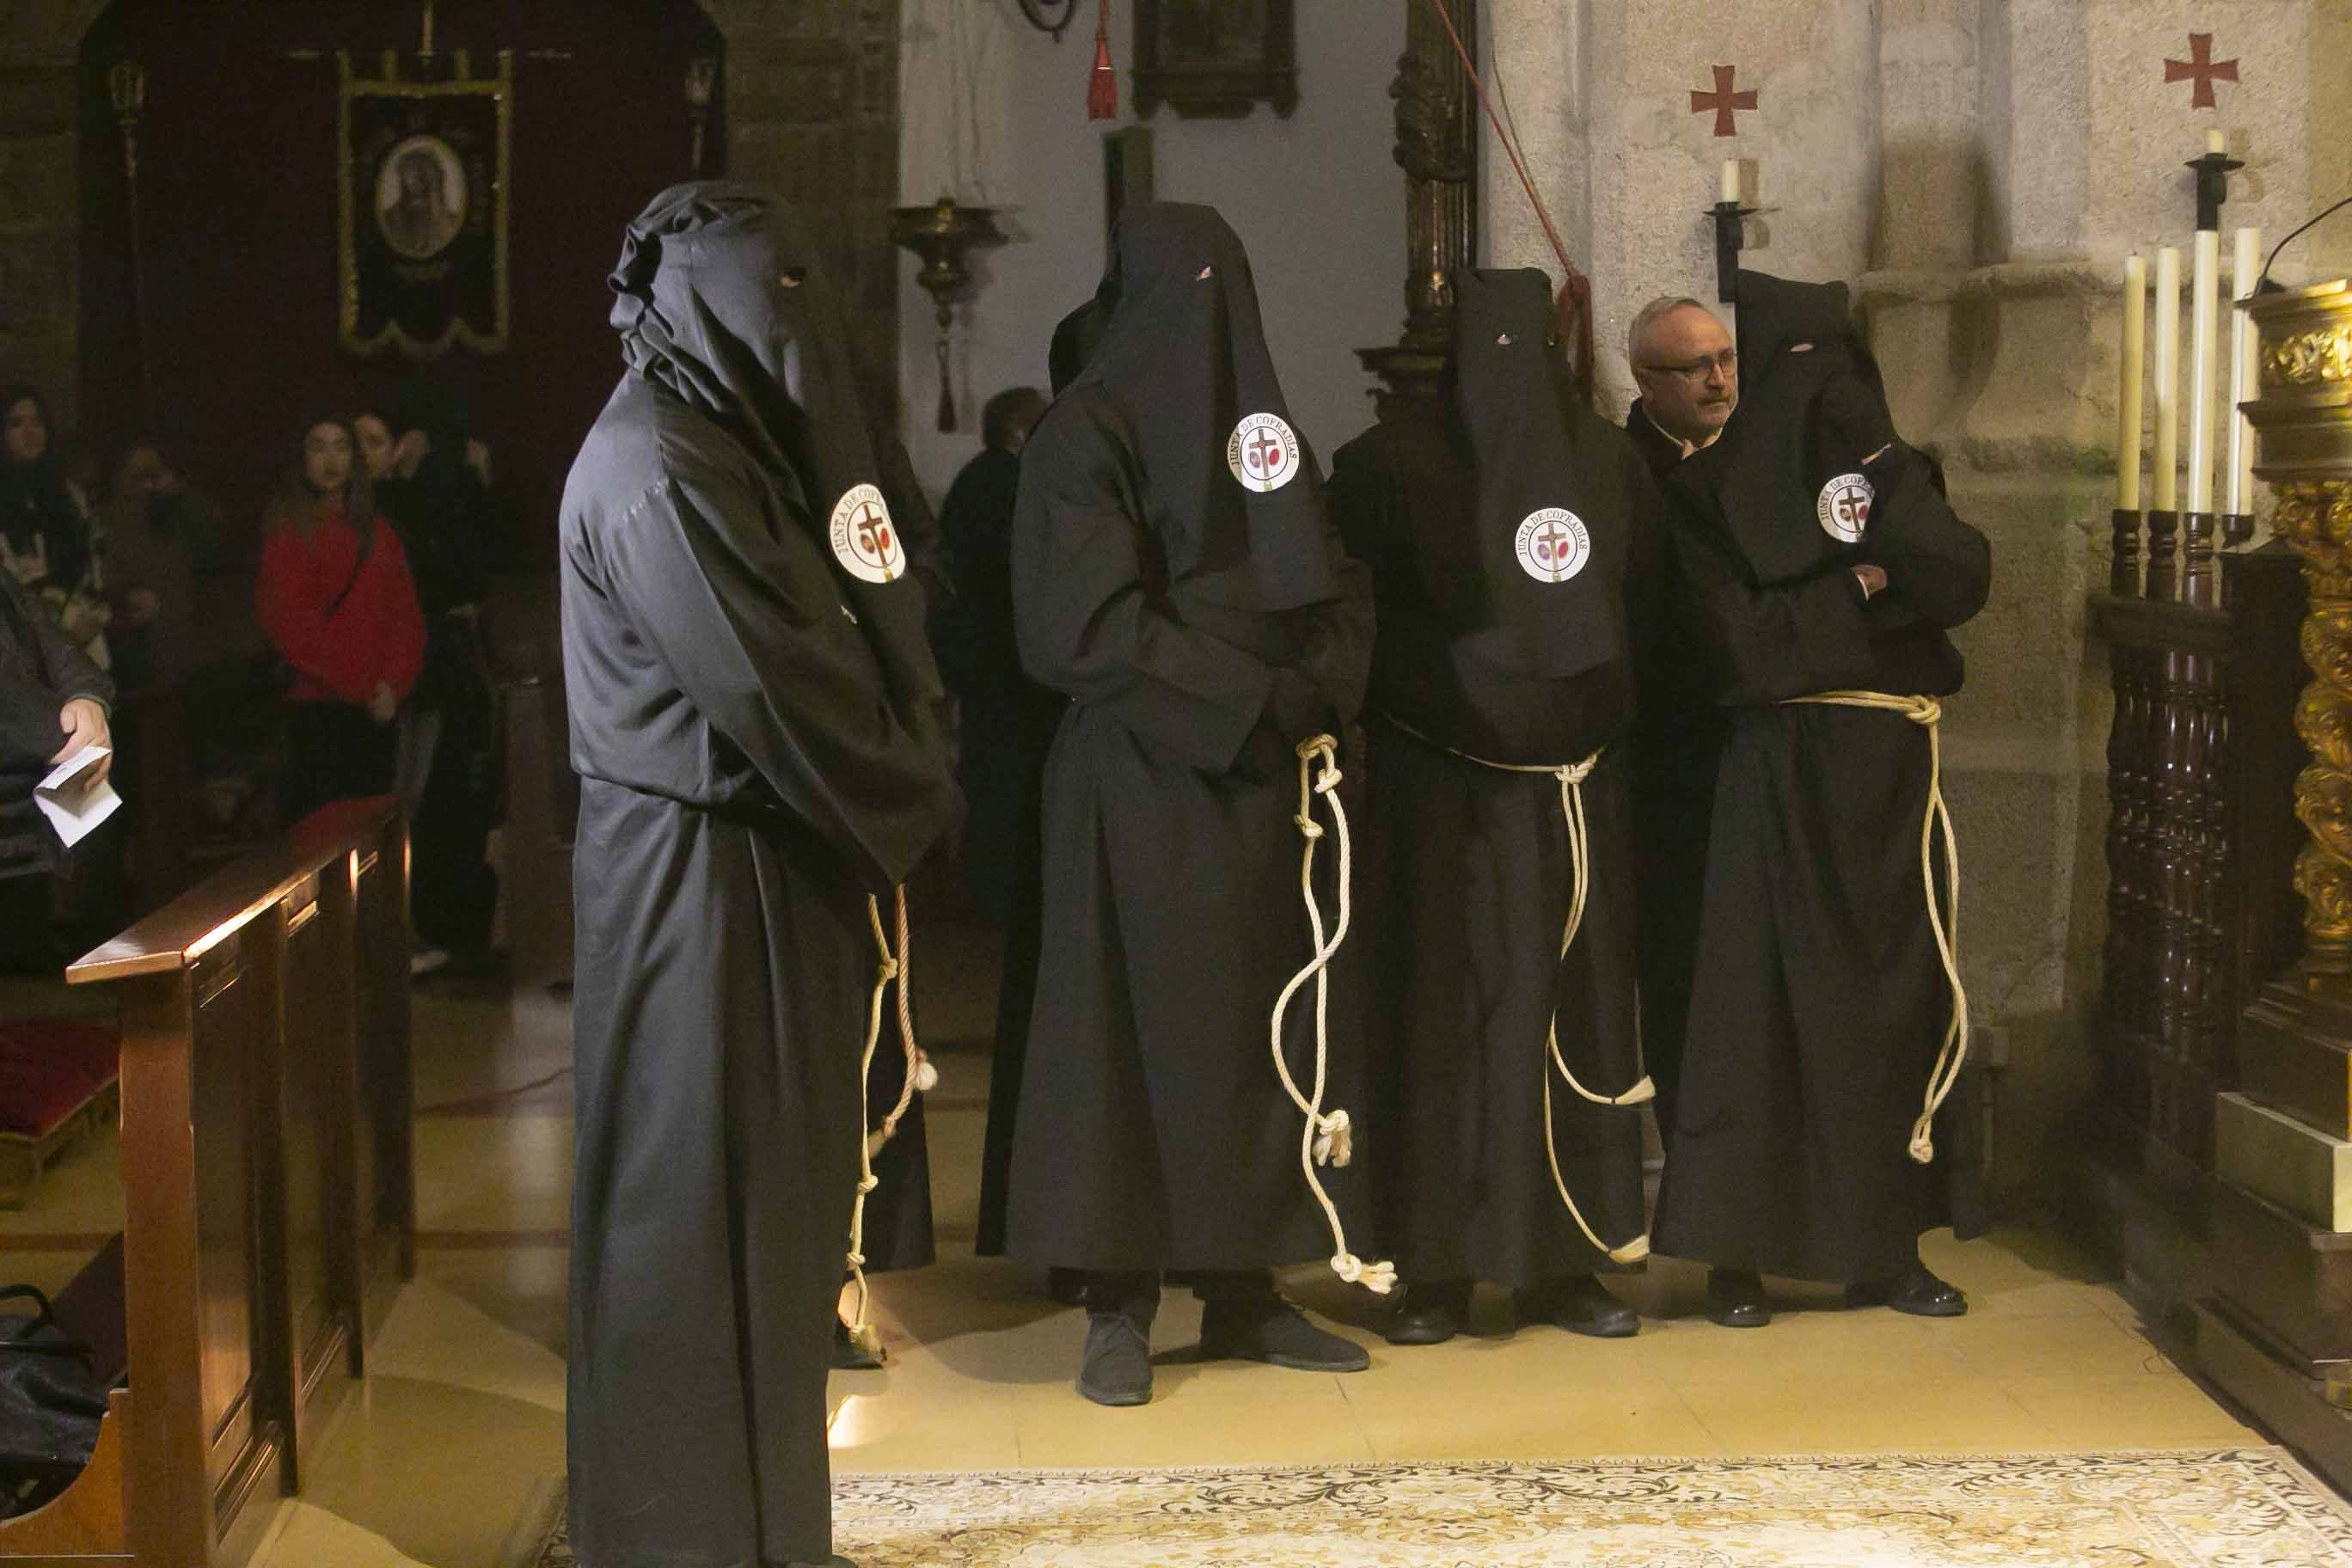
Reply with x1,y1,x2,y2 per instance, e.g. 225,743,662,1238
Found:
0,951,2269,1568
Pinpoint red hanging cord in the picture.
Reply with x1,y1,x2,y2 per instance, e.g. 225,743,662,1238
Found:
1087,0,1118,119
1421,0,1594,392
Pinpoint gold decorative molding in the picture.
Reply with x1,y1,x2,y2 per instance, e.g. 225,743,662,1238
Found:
2263,326,2352,391
2251,278,2352,972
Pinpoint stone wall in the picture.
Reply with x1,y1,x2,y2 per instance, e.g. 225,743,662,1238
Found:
1486,0,2352,1210
0,2,104,427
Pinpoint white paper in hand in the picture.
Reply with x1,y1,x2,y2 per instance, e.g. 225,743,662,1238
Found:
35,744,122,849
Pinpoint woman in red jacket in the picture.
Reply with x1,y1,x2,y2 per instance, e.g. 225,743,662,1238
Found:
256,418,425,824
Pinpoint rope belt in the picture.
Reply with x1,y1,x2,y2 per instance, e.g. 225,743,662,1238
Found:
1780,690,1967,1165
844,885,933,1358
1383,717,1651,1266
1268,734,1397,1295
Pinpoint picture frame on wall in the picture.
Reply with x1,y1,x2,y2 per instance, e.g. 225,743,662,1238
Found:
1131,0,1297,119
338,49,513,358
1103,126,1155,253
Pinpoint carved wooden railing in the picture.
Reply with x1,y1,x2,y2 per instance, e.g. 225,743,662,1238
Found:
2090,538,2308,1198
0,799,414,1565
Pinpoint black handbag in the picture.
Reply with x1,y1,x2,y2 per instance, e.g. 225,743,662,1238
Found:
0,1284,109,1519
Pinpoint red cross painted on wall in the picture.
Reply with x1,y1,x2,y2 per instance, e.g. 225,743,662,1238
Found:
2165,33,2239,110
1690,64,1757,138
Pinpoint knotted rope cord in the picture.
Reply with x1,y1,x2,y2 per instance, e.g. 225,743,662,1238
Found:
1267,734,1397,1295
844,885,931,1357
1381,717,1651,1265
1782,690,1968,1164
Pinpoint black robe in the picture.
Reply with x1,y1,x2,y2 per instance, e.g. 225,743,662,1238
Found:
1003,205,1375,1274
972,302,1102,1259
938,444,1071,1257
1624,397,1724,1131
561,185,955,1568
1332,271,1660,1290
1649,272,1991,1284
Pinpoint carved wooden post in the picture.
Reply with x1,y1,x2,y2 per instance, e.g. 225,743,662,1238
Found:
1357,0,1477,418
2199,280,2352,1479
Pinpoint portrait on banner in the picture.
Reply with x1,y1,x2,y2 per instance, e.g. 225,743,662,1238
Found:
339,52,512,358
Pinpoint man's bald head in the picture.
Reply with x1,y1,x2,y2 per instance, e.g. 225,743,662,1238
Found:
1629,296,1738,450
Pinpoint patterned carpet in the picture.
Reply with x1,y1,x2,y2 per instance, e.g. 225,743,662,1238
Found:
536,1449,2352,1566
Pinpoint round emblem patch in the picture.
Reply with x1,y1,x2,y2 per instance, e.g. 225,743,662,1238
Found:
829,483,905,585
1816,473,1874,543
1226,413,1302,493
1514,507,1591,584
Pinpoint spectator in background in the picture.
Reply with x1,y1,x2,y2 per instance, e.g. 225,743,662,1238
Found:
256,417,424,825
0,568,112,975
360,403,499,977
95,440,224,698
0,386,109,671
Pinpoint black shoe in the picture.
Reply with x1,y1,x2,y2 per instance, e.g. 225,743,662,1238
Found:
1200,1295,1371,1372
1078,1309,1155,1406
831,1314,885,1370
1384,1278,1472,1346
1706,1267,1772,1328
1853,1259,1969,1318
1530,1273,1639,1338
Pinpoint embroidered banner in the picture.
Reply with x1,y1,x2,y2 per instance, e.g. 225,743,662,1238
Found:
338,50,512,358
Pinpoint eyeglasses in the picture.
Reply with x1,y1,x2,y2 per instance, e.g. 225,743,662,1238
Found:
1638,350,1737,384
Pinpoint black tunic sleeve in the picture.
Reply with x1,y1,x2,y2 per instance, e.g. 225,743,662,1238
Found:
1013,399,1277,774
595,462,955,892
1289,498,1375,726
10,572,111,714
1859,444,1992,633
1669,514,1880,707
0,573,108,775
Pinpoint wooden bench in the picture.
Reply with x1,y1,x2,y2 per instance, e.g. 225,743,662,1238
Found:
0,799,415,1565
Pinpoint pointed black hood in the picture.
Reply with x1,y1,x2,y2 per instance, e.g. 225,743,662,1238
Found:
1670,269,1897,585
1434,267,1632,680
1063,202,1339,614
607,181,940,707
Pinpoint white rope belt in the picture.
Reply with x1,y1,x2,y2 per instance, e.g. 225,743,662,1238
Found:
1781,690,1967,1165
1383,717,1650,1266
844,885,934,1358
1268,734,1396,1295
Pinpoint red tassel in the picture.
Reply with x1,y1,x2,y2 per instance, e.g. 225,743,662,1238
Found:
1087,0,1117,119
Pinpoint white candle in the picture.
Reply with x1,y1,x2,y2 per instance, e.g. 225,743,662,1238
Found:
2227,225,2262,517
2188,228,2221,513
2153,246,2181,512
1720,158,1739,205
2118,254,2146,511
2207,128,2226,156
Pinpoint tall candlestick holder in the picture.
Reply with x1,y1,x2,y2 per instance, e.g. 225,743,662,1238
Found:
2181,510,2221,608
2111,506,2144,597
2145,508,2183,603
1709,195,1755,305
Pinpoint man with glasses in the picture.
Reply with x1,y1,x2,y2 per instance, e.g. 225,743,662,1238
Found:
1626,297,1739,479
1625,297,1736,1146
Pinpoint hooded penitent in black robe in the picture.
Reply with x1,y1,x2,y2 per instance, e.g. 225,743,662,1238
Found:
1331,269,1658,1293
973,300,1098,1260
1003,204,1375,1276
560,183,956,1568
1649,270,1990,1285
